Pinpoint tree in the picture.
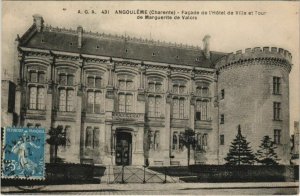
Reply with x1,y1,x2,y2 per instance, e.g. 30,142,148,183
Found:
225,125,255,165
46,126,67,163
182,128,196,166
256,135,280,165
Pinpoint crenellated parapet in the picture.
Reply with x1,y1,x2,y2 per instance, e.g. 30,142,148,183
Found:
216,47,292,72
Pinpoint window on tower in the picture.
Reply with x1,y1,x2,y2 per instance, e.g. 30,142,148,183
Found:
273,102,281,120
274,129,281,144
273,76,281,95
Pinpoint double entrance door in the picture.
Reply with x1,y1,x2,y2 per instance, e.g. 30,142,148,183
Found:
115,132,132,166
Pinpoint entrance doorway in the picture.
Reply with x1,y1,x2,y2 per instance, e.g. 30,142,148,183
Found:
115,132,132,165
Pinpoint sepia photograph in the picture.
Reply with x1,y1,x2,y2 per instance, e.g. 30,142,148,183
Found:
1,1,299,195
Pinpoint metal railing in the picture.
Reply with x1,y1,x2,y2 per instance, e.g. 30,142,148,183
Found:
103,165,178,184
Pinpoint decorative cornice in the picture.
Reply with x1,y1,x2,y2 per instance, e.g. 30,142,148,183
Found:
216,47,292,73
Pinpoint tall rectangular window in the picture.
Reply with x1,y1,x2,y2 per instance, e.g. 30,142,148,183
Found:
221,89,225,99
220,134,225,145
154,131,160,150
59,89,66,111
274,129,281,144
155,97,161,117
118,94,125,112
202,134,208,147
273,77,281,94
66,90,74,111
172,132,178,150
126,94,133,113
196,100,209,121
179,99,185,118
173,98,179,118
85,127,93,148
273,102,281,120
148,96,155,117
29,87,37,109
37,87,45,110
220,114,224,124
94,92,101,113
87,91,94,113
93,128,100,148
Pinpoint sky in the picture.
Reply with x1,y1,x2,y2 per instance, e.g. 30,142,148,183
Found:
2,1,299,133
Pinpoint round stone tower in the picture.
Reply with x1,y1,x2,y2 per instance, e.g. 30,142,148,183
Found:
216,47,292,164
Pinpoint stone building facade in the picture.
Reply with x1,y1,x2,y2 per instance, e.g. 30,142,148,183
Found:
3,15,293,165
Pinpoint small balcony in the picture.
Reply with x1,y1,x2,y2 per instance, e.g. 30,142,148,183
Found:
112,112,144,122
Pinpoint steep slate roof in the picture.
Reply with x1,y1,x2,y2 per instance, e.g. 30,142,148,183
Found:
19,24,227,68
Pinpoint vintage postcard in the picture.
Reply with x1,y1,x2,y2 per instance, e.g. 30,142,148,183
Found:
1,1,299,194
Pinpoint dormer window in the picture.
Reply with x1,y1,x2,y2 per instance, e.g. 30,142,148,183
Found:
152,52,155,56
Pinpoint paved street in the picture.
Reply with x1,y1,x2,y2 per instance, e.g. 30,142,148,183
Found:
42,187,298,195
2,182,298,195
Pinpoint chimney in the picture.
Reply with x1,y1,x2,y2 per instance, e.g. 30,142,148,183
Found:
33,14,44,32
77,26,83,49
202,35,211,59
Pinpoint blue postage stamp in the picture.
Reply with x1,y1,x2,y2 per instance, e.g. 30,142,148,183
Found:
2,127,45,180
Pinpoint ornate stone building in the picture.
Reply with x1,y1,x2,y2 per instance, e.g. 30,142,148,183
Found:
4,14,292,165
